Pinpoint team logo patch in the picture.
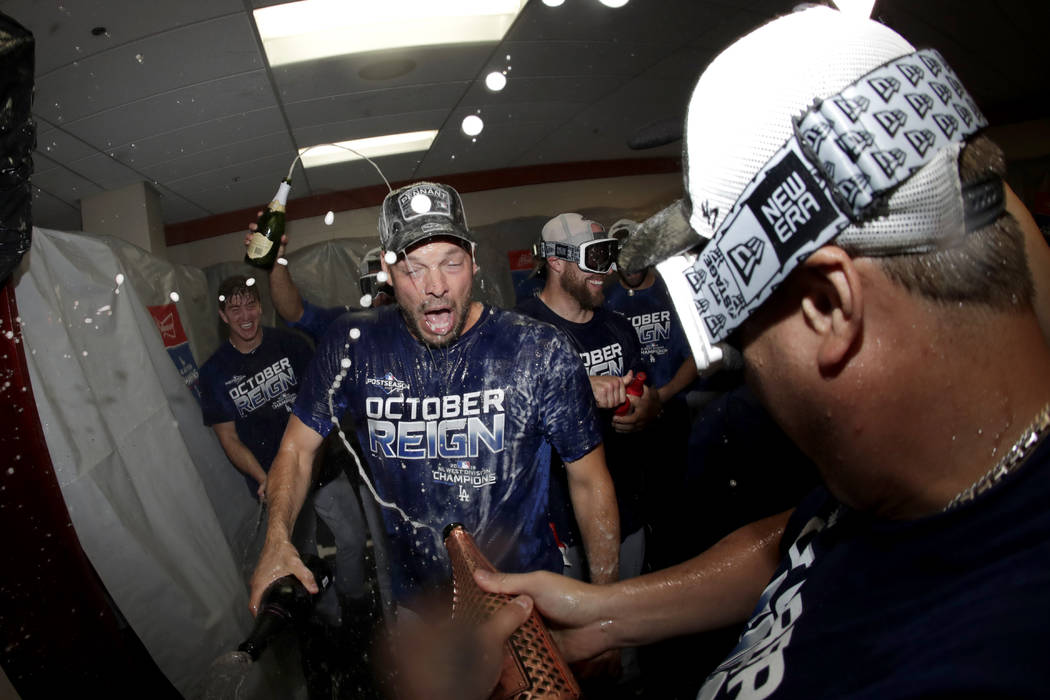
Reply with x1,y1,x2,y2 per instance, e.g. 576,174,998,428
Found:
365,371,410,394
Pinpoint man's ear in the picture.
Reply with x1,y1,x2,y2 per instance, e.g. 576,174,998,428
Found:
798,246,863,373
545,257,565,276
218,308,229,326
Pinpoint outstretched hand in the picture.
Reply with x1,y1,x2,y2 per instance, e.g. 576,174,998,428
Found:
475,569,618,664
382,593,534,700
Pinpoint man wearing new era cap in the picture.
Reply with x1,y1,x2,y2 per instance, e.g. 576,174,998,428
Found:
251,182,620,621
475,7,1050,698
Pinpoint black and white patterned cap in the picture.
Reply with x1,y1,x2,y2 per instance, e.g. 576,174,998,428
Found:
378,181,475,255
624,6,989,346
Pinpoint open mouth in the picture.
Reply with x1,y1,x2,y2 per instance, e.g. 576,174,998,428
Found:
422,306,454,335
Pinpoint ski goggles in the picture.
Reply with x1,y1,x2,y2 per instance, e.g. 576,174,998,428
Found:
534,237,620,274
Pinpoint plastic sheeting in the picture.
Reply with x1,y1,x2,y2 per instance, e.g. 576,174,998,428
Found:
14,228,259,698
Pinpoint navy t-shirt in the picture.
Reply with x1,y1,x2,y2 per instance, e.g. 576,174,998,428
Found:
604,278,692,402
699,436,1050,699
293,303,602,604
291,299,351,342
515,295,648,542
199,328,313,497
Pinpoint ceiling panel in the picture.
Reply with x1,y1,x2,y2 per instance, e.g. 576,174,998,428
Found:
0,0,1043,234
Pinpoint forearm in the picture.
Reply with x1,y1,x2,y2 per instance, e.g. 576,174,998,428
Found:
594,510,789,647
263,441,315,545
566,445,620,584
269,260,305,324
213,425,267,484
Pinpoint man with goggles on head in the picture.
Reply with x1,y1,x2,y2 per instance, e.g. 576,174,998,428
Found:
516,212,662,688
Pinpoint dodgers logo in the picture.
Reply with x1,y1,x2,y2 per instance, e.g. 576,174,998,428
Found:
728,237,766,286
873,109,907,137
904,92,934,119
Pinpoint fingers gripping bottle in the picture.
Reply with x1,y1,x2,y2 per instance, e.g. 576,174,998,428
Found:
614,371,647,416
244,177,291,269
443,523,581,700
237,554,332,661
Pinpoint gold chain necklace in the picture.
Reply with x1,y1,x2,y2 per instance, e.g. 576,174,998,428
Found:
943,403,1050,512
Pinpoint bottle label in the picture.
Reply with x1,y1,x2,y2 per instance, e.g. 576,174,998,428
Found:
247,232,274,259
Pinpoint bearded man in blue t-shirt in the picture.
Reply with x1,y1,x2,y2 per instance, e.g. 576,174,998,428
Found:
248,182,620,616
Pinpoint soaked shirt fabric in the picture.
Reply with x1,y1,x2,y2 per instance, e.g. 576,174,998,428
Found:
200,328,313,497
293,304,601,604
515,296,648,543
699,437,1050,699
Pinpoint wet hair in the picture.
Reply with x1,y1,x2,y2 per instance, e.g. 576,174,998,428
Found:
843,135,1033,311
217,275,260,311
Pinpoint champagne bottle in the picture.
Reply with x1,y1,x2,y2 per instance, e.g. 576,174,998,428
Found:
237,554,331,661
443,523,581,700
244,178,291,269
614,370,647,416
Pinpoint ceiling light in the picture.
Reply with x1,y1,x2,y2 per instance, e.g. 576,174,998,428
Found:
598,0,630,7
298,131,439,169
461,115,484,137
485,71,507,92
542,0,565,6
255,0,528,66
831,0,876,17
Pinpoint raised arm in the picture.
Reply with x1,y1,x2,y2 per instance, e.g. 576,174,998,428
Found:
248,414,325,613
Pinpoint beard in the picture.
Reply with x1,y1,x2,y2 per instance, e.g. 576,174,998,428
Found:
561,268,605,310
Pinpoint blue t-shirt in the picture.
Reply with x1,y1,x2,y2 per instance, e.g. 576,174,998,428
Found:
604,277,692,402
293,304,602,604
291,299,351,342
199,328,314,497
699,436,1050,699
515,295,648,541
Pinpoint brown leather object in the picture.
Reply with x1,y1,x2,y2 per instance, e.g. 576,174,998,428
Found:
444,523,581,700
